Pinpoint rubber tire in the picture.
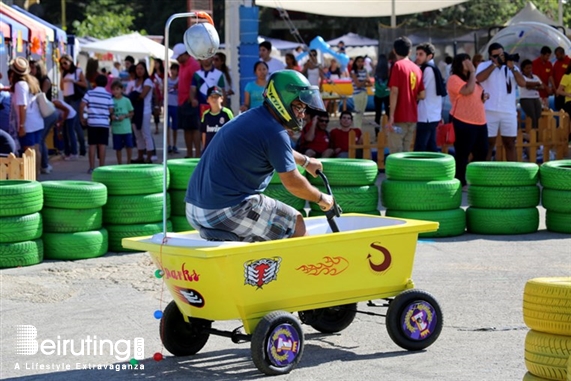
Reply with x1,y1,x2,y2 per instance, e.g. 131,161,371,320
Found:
522,372,553,381
310,185,378,212
92,164,169,195
41,181,107,209
0,180,43,217
171,215,195,233
0,239,43,268
42,207,102,233
545,211,571,234
542,188,571,213
106,221,172,252
466,207,539,235
43,229,108,260
385,289,443,351
523,277,571,336
467,185,540,209
160,300,211,356
539,160,571,190
167,158,200,190
385,208,466,238
386,152,455,181
103,193,171,225
263,185,306,210
466,162,539,186
0,213,42,243
525,330,570,381
169,190,187,216
251,311,304,375
270,165,306,184
306,159,378,186
381,179,461,211
299,303,357,334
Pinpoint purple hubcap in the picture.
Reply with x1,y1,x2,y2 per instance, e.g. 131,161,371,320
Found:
401,301,438,341
266,323,301,367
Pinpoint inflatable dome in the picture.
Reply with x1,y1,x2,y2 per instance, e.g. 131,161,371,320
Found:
481,21,571,61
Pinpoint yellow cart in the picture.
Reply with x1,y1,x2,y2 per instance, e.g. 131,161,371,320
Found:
123,213,442,375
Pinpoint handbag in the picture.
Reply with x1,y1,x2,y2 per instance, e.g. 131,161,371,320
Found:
436,120,455,146
36,92,56,118
71,70,87,101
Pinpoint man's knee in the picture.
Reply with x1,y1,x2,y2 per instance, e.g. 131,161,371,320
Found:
291,213,307,238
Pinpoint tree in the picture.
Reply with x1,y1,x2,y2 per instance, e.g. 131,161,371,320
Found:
72,12,136,39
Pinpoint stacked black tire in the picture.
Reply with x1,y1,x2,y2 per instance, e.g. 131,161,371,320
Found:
93,164,172,252
306,159,379,217
466,162,540,235
265,165,308,217
540,160,571,234
0,181,43,268
167,159,199,232
41,181,108,260
382,152,465,238
523,277,571,380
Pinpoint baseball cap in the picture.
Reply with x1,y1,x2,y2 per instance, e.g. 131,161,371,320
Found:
207,86,223,97
171,43,188,60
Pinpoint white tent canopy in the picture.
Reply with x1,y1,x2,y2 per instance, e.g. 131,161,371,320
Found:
80,32,172,59
327,33,378,47
505,1,561,26
255,0,469,18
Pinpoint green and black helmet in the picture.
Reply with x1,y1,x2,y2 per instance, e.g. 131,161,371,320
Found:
263,69,325,131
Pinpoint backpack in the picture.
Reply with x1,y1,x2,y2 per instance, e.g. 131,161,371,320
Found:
421,63,447,97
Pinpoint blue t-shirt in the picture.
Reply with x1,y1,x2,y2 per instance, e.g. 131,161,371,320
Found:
185,106,296,209
245,81,265,109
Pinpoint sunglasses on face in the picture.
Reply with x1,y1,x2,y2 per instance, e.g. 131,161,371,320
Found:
291,104,306,114
318,119,329,123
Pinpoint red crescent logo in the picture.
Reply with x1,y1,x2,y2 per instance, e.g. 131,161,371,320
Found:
367,242,392,272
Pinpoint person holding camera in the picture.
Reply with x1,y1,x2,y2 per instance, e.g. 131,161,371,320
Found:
476,43,526,161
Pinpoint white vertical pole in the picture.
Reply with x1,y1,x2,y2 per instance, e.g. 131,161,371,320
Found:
558,0,563,26
225,0,241,115
391,0,396,28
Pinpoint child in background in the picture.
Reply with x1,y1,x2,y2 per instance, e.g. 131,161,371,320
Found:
167,63,179,153
201,86,233,151
80,75,114,173
111,81,134,164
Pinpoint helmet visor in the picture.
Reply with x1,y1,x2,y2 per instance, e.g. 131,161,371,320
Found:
288,84,325,111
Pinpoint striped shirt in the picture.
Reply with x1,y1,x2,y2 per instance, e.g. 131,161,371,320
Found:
82,87,114,128
352,68,368,94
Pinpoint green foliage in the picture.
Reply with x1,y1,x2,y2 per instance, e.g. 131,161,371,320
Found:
72,11,136,39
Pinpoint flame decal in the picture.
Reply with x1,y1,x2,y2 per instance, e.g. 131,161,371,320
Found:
296,256,349,276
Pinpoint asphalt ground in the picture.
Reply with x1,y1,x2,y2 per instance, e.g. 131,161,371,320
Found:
1,115,571,381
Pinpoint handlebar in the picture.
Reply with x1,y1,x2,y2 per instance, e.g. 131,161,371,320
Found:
315,170,342,232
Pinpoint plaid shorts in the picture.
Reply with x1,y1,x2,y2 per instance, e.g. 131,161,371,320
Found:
186,194,299,242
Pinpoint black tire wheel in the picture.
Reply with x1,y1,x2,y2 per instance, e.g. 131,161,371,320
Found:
251,311,304,375
160,301,211,356
386,289,443,351
299,303,357,333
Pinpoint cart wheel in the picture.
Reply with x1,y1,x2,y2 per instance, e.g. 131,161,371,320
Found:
160,301,211,356
251,311,304,375
299,303,357,333
385,289,443,351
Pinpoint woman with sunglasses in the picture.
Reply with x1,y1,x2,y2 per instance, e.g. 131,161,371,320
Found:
302,49,324,92
59,55,87,156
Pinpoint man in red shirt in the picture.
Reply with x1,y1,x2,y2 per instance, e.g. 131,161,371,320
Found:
386,36,425,154
531,46,555,107
172,43,201,158
298,111,334,158
553,47,571,111
330,111,362,158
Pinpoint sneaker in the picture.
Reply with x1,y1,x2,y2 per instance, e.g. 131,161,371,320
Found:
63,155,71,161
70,154,79,160
172,146,179,154
87,168,94,174
168,146,173,153
40,164,53,174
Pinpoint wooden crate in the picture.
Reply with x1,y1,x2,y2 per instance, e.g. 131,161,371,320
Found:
0,148,36,181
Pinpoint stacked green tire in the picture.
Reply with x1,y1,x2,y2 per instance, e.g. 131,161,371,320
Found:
523,277,571,381
93,164,172,252
0,181,43,268
539,160,571,234
265,165,307,217
305,159,379,217
41,181,108,260
382,152,465,238
166,158,200,232
466,162,540,235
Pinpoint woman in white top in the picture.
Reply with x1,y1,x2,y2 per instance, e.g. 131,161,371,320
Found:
130,62,156,163
519,59,544,130
59,54,87,156
303,49,325,92
9,57,43,175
